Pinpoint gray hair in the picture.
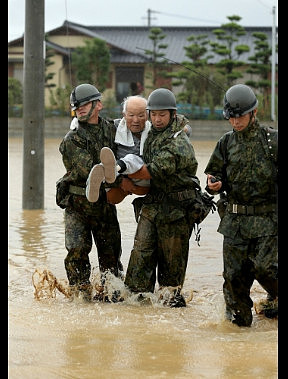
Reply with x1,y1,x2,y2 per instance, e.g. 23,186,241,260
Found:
122,95,148,114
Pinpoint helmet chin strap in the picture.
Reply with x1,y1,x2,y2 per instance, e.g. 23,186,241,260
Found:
249,111,255,123
168,110,176,126
77,101,97,122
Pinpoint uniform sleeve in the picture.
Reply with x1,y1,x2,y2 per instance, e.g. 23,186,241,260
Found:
147,133,198,180
59,134,93,182
204,137,228,194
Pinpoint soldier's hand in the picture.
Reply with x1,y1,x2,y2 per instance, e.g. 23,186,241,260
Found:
120,177,138,194
207,174,222,191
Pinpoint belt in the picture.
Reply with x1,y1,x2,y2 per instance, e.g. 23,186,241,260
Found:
169,189,196,201
69,185,86,196
227,203,276,215
148,189,196,202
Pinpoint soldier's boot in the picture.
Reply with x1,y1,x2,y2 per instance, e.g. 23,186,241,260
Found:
169,287,186,308
111,290,124,303
225,306,233,321
267,293,275,302
265,294,278,318
255,297,278,319
86,164,105,202
92,282,114,303
78,283,93,303
68,284,79,301
136,293,152,305
100,147,117,183
264,306,278,319
231,309,252,327
93,284,106,302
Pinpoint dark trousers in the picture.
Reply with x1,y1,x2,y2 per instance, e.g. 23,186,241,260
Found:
64,206,123,287
223,234,278,325
124,213,190,293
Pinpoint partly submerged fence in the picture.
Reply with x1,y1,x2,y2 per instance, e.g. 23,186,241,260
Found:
8,117,277,140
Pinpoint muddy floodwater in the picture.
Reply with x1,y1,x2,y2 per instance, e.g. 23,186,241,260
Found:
8,138,278,378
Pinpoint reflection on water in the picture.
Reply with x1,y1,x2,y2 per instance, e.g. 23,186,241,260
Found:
8,138,278,378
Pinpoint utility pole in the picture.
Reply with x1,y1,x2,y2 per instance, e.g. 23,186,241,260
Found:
271,5,276,121
146,9,158,27
22,0,45,209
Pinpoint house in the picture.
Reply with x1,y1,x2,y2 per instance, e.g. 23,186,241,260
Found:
8,20,277,107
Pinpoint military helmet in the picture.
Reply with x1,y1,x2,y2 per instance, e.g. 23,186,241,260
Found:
223,84,258,119
70,84,101,110
146,88,177,110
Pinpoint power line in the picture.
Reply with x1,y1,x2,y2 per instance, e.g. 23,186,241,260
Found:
141,9,158,27
255,0,275,10
144,9,222,26
136,46,226,93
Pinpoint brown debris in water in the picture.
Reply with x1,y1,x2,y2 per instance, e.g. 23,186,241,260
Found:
32,268,71,300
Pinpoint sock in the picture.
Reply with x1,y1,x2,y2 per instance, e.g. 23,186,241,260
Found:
116,159,127,173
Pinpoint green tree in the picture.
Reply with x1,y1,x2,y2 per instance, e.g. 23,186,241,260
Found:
143,27,168,88
168,34,224,118
47,84,72,116
8,77,23,116
71,38,110,92
173,34,212,102
100,89,119,119
245,32,277,119
210,15,250,86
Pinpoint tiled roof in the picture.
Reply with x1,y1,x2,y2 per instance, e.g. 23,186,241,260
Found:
9,20,277,65
61,21,277,64
46,40,71,55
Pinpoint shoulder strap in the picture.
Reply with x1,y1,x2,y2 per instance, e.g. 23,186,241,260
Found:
260,125,278,164
259,125,278,184
220,130,233,165
217,131,233,192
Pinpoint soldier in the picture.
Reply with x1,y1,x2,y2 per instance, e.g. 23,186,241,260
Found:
204,84,278,326
56,84,123,302
123,88,201,307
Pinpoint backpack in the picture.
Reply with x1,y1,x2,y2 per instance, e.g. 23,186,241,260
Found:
188,182,217,226
187,179,216,246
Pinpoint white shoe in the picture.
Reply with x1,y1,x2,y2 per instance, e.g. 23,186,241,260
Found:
100,147,116,183
86,164,105,202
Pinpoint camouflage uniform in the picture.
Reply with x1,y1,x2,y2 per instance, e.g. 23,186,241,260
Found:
58,117,123,294
124,114,199,294
204,119,278,326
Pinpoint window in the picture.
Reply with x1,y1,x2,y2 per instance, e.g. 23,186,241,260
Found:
115,67,144,103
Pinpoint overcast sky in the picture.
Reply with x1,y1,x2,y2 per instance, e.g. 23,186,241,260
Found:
8,0,278,42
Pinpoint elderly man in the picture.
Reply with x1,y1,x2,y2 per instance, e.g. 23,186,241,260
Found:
85,95,151,204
